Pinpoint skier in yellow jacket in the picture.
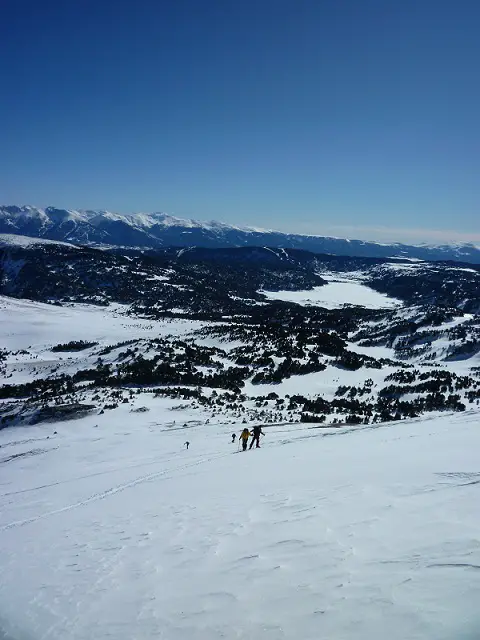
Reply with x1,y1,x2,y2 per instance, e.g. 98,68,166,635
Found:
239,428,250,451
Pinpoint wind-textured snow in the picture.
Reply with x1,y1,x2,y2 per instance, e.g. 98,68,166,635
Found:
1,407,480,640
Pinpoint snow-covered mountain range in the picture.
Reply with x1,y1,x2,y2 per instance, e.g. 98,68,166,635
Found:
1,205,479,263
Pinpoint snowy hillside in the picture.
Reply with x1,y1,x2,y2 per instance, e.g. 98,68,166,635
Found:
1,232,480,638
0,233,79,249
1,405,480,639
2,205,480,263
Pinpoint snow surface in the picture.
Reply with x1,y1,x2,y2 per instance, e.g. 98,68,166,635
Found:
260,281,402,310
243,364,396,400
1,288,480,638
0,296,205,352
384,262,426,271
0,233,79,249
1,407,480,639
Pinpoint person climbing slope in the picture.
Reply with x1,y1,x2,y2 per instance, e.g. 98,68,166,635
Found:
249,425,264,449
239,428,250,451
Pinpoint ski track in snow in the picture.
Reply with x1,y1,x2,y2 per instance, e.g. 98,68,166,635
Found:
1,410,480,639
0,451,232,532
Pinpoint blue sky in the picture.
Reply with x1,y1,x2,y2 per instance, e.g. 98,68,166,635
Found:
1,0,479,244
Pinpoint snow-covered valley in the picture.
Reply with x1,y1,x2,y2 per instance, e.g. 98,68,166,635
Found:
1,294,479,428
1,237,480,639
259,277,402,309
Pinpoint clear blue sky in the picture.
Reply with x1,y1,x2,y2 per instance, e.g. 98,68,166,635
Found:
1,0,479,243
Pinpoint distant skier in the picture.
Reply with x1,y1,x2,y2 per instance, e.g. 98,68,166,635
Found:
239,428,250,451
249,425,264,449
184,441,190,450
231,433,236,443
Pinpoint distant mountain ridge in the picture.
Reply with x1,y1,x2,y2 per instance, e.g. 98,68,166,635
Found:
1,205,479,263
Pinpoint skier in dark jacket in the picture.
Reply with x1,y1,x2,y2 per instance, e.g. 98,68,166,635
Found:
249,425,264,449
231,433,236,443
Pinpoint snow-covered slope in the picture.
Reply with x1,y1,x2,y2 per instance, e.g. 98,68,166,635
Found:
0,233,79,249
1,406,480,639
0,218,479,638
2,205,480,263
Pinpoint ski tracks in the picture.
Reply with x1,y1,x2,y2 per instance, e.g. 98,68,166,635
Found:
0,451,232,532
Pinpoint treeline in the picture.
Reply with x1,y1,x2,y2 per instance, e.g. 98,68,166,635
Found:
52,340,98,352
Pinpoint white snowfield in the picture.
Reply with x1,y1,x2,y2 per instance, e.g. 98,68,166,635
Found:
0,296,205,352
1,407,480,640
0,233,79,249
260,279,402,310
